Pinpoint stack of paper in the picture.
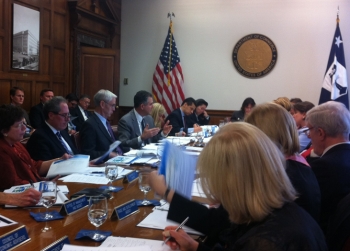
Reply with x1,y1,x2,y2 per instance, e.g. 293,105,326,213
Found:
46,154,90,178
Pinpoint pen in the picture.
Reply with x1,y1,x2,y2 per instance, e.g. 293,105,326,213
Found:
29,180,34,188
163,216,189,245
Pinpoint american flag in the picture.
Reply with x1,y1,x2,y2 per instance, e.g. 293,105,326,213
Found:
152,21,185,114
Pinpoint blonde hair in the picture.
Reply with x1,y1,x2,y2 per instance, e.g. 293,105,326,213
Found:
273,97,292,111
151,103,166,128
198,123,296,224
245,102,300,156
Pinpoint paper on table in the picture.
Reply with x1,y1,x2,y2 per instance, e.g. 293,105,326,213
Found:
100,236,173,251
94,141,122,165
0,215,17,227
46,154,90,178
191,179,206,198
137,210,203,236
185,146,203,152
59,173,109,184
61,244,152,251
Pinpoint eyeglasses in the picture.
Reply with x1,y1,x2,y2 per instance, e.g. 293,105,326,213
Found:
103,101,116,108
54,112,71,119
12,121,27,129
303,126,314,136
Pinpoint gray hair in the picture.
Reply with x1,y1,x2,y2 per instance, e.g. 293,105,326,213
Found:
93,89,117,107
43,96,67,120
306,101,350,138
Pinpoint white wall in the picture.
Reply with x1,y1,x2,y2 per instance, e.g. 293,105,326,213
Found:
120,0,350,110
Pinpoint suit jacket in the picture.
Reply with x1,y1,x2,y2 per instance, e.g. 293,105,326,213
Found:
0,138,43,190
118,110,162,152
69,106,91,131
80,113,115,160
27,123,78,161
29,103,45,129
231,110,245,122
166,108,187,136
309,143,350,232
187,113,210,127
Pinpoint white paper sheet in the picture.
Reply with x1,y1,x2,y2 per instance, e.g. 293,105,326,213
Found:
61,244,151,251
191,179,206,198
46,154,90,178
59,173,109,184
100,236,174,251
0,215,17,227
137,210,203,236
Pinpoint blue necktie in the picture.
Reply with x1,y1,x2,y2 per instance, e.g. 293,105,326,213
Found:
56,132,73,155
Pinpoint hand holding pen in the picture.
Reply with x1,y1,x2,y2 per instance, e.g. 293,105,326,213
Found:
162,217,199,250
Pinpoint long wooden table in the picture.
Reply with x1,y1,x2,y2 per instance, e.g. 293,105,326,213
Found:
0,170,165,250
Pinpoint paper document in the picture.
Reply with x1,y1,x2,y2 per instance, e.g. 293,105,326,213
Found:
59,173,109,184
100,236,173,251
94,141,122,165
137,210,203,235
124,149,157,156
191,179,206,198
0,215,17,227
4,182,68,207
106,156,138,165
46,154,90,178
62,244,151,251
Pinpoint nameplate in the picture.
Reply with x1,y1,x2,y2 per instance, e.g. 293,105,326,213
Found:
111,199,139,220
0,225,30,251
123,171,138,183
60,195,88,215
41,236,70,251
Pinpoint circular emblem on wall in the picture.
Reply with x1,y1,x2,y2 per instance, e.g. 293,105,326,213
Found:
232,34,278,78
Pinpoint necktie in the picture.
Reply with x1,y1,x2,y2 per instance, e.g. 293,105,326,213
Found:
141,118,147,145
84,110,89,118
106,121,123,155
56,132,74,155
183,116,188,133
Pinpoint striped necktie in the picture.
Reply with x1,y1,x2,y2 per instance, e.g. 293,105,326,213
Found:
56,132,73,155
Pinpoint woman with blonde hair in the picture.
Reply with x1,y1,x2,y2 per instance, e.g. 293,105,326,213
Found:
151,103,166,128
273,96,292,111
245,102,320,221
149,123,326,251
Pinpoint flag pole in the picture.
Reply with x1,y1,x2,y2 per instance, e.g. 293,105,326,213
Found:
167,12,175,86
337,6,339,23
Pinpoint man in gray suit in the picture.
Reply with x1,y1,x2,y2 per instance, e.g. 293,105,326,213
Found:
118,90,172,152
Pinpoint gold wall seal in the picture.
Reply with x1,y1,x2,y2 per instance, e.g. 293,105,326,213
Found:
232,34,277,78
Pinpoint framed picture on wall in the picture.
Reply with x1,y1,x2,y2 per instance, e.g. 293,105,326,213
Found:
12,3,40,71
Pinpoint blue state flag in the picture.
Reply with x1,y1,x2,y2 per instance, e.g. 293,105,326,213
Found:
319,17,349,109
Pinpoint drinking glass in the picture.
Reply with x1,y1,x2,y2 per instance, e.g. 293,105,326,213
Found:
39,181,57,232
156,146,163,161
195,131,204,146
219,120,225,128
88,196,108,240
105,165,119,199
138,172,151,205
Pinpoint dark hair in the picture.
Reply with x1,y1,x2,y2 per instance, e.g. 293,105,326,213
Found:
241,97,256,113
293,101,315,114
195,99,208,107
134,91,152,108
40,88,54,97
79,94,90,100
290,98,302,104
10,87,24,97
43,96,67,120
0,105,24,138
181,97,196,106
65,93,78,102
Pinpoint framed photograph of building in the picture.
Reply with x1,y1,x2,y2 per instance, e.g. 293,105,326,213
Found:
12,3,40,71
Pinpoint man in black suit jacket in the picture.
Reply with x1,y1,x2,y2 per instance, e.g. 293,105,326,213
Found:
118,91,172,152
80,89,121,161
166,97,196,136
305,101,350,233
29,89,54,129
27,96,78,161
69,94,91,131
187,99,210,127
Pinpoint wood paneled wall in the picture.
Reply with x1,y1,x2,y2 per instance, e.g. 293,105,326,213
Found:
0,0,70,110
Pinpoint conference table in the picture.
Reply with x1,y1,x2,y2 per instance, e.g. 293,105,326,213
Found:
0,166,172,250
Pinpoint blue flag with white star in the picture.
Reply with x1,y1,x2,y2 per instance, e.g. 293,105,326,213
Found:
319,18,349,109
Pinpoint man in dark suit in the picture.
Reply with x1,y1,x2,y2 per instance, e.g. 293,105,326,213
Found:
166,97,196,136
69,94,91,131
305,101,350,233
80,89,120,160
29,88,54,129
118,91,172,152
27,96,78,161
187,99,210,127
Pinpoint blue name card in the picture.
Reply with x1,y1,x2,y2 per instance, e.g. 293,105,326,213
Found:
41,236,70,251
112,199,139,220
123,171,138,183
0,225,30,251
60,195,88,215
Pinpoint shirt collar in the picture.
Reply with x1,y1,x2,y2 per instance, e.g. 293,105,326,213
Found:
134,109,143,123
45,121,59,134
322,142,350,156
94,111,107,124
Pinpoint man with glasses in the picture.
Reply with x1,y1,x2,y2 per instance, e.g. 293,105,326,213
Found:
27,96,78,161
29,88,54,129
305,101,350,233
69,94,92,131
118,90,172,152
80,89,121,161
